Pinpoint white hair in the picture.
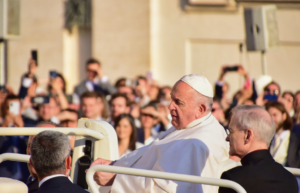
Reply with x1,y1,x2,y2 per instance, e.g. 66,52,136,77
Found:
230,105,275,146
194,91,213,112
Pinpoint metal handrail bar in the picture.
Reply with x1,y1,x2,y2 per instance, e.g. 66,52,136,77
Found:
86,165,247,193
0,127,104,140
0,153,30,164
285,167,300,177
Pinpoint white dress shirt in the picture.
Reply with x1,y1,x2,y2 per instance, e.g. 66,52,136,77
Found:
270,130,291,166
39,174,66,187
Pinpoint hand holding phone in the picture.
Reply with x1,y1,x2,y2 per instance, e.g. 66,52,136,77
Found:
225,66,239,72
0,85,6,93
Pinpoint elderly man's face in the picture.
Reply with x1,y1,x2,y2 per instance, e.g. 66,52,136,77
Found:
169,81,199,129
226,116,247,157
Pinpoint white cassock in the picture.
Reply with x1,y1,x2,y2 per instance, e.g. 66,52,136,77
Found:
101,113,231,193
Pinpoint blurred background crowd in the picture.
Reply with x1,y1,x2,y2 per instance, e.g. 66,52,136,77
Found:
1,0,300,187
1,55,300,182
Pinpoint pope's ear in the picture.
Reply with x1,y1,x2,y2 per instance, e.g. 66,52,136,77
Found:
199,104,206,113
196,104,206,118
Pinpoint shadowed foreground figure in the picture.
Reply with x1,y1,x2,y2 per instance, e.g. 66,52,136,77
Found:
30,130,87,193
219,105,298,193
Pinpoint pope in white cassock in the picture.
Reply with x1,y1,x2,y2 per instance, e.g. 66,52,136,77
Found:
91,74,231,193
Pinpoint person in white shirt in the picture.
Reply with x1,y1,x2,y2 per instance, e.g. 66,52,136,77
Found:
30,130,87,193
90,74,232,193
114,114,143,158
266,101,300,168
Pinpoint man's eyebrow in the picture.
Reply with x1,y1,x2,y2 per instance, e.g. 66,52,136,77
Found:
171,95,184,103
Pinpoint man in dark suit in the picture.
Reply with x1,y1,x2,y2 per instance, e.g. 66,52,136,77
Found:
30,130,87,193
74,58,116,97
219,105,298,193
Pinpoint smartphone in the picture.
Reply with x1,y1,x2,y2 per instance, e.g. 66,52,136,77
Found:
125,79,139,87
225,66,239,72
31,50,38,65
9,101,20,115
32,96,50,104
263,94,278,101
49,71,57,79
0,85,6,93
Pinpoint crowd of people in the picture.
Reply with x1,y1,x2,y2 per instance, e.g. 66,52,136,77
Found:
0,57,300,193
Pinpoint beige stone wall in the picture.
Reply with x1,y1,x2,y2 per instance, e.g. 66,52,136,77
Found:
5,0,300,97
7,0,65,92
92,0,150,84
150,0,300,96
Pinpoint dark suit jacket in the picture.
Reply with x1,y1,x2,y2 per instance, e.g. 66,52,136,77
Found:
219,150,298,193
26,176,39,193
286,126,300,168
34,176,87,193
74,79,116,97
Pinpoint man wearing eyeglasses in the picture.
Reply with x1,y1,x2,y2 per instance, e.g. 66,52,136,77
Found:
219,105,298,193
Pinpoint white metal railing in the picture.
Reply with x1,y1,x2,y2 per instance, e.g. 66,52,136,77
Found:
1,152,300,192
0,127,104,140
0,153,30,164
285,167,300,177
86,165,247,193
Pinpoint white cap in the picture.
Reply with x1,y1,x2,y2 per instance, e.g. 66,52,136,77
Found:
180,74,213,98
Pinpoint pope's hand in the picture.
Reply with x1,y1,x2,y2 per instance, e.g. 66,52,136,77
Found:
90,158,116,186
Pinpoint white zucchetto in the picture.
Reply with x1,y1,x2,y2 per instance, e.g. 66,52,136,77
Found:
180,74,213,98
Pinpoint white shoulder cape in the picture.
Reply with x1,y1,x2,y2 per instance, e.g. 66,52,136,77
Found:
101,114,234,193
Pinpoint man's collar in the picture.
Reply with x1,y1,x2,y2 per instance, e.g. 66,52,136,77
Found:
183,112,212,129
39,174,66,187
241,149,272,166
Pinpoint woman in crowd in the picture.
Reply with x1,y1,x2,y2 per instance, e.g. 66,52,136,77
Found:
266,101,300,168
114,113,143,158
47,72,69,110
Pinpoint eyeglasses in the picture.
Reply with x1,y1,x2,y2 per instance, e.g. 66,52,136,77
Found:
285,97,293,102
225,129,230,136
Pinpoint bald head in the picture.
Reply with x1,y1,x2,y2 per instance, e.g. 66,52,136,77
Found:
230,105,275,145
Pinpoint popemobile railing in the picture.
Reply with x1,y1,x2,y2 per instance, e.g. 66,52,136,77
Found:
86,165,247,193
0,118,119,185
1,153,300,193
